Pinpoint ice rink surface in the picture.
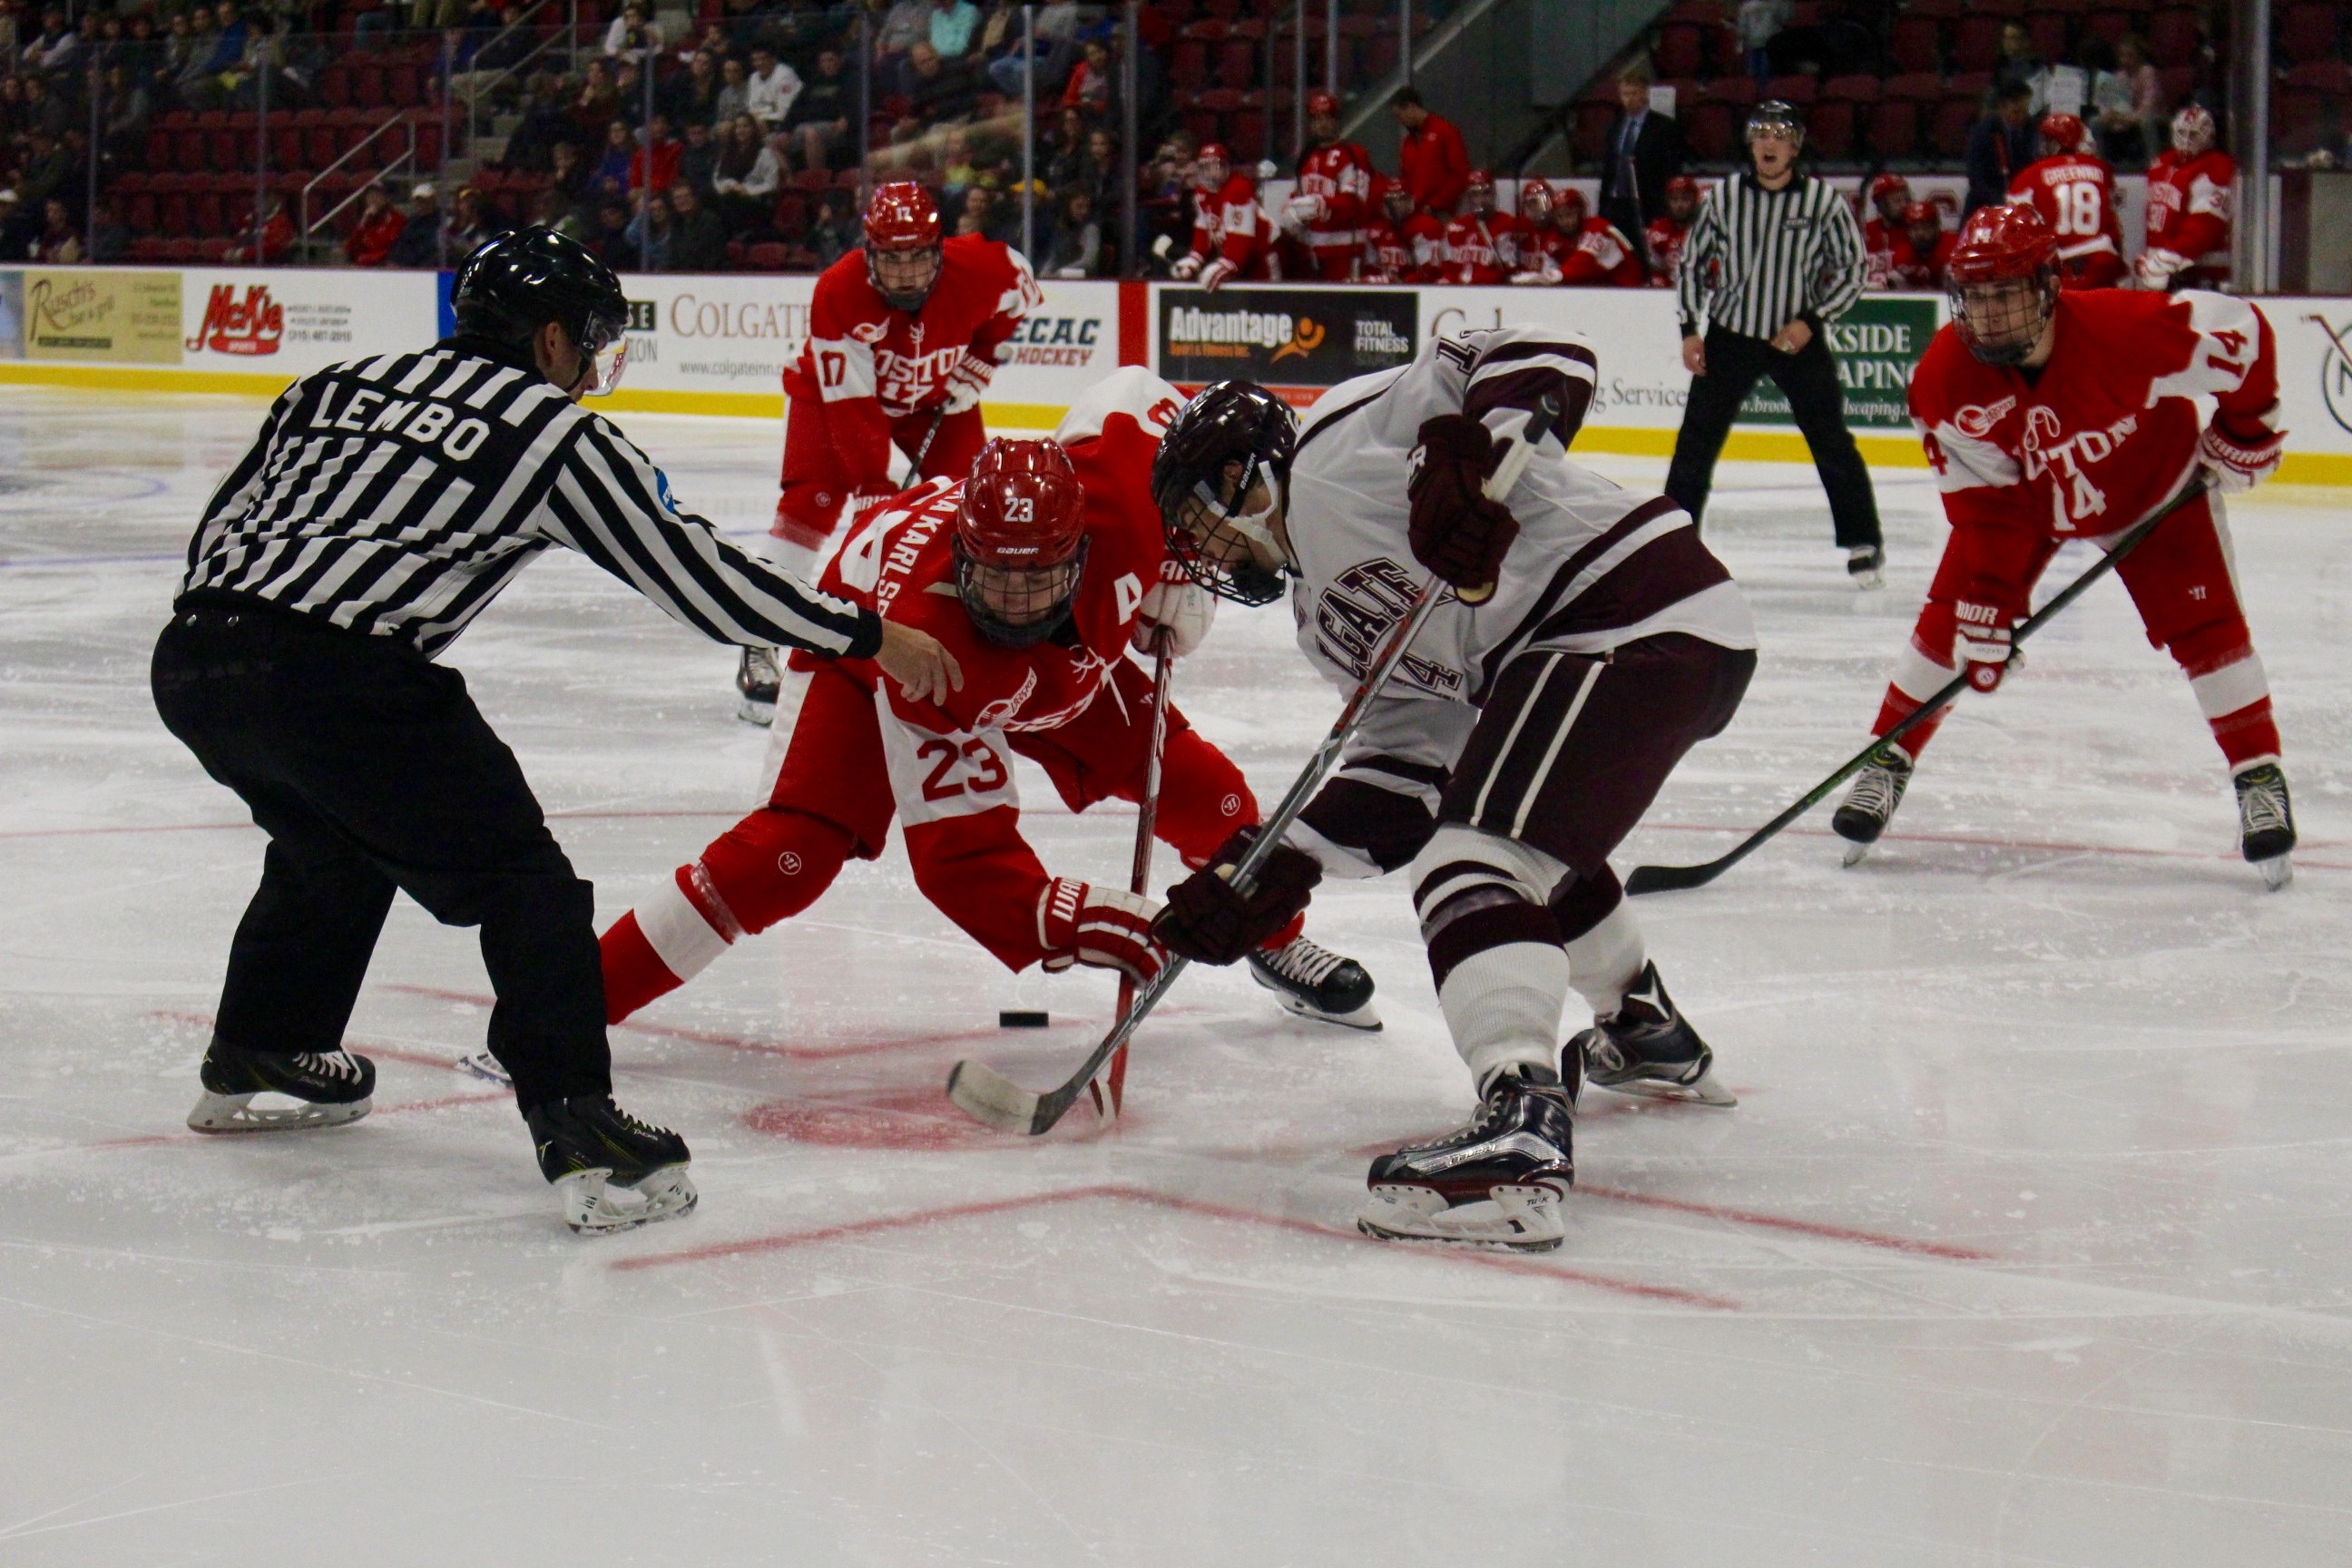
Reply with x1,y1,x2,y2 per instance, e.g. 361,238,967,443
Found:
3,387,2349,1567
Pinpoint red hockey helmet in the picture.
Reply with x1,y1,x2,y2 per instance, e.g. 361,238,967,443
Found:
1902,200,1941,232
1517,177,1553,220
1552,183,1587,228
1664,173,1700,218
1946,202,2059,367
2171,103,2216,157
1192,142,1231,190
1867,172,1912,220
1375,172,1410,217
2038,112,2088,155
955,438,1089,646
1306,89,1339,122
864,181,943,311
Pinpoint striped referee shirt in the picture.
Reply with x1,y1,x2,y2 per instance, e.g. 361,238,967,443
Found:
1675,171,1867,341
181,336,880,661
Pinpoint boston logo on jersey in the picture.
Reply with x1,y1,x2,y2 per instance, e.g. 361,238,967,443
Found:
1158,288,1417,387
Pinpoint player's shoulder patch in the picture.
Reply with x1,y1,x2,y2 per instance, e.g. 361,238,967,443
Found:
1054,366,1187,446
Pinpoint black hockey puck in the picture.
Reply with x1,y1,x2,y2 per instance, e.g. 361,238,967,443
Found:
998,1009,1050,1028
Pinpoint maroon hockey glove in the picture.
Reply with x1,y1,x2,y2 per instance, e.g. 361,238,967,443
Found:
1953,600,2014,692
1406,414,1519,596
1153,828,1322,965
1038,877,1167,985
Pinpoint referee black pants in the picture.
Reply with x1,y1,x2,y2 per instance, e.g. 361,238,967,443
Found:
1664,325,1883,551
152,592,611,1114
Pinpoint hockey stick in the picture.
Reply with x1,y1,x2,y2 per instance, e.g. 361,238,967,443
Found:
1088,629,1174,1121
908,405,949,478
946,397,1564,1135
1624,475,2210,897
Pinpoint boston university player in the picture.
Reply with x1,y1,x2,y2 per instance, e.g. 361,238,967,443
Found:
1145,329,1758,1250
2009,113,2123,289
1279,90,1374,281
603,373,1380,1036
1889,201,1955,289
1832,204,2297,886
1362,175,1441,283
1862,173,1912,287
2138,105,2234,291
1645,175,1700,287
1437,171,1520,285
742,181,1042,721
1171,142,1279,291
1512,185,1644,288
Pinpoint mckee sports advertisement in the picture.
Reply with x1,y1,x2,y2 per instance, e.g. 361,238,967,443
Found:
1157,287,1416,397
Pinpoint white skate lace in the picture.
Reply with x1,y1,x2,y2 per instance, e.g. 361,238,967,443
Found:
2238,770,2290,836
290,1051,362,1083
1845,760,1906,821
1261,936,1347,987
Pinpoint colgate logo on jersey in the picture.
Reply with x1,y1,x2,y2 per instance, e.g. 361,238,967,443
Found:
1952,397,2016,440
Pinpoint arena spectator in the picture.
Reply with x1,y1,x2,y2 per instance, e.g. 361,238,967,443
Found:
808,187,860,267
905,39,979,133
622,190,674,270
1966,82,2037,214
668,181,729,270
629,115,682,192
387,183,443,268
586,192,632,264
574,58,622,136
222,193,295,265
2107,35,2166,163
346,182,407,266
21,72,67,140
603,4,661,65
446,187,511,258
1042,187,1101,276
929,0,980,59
876,0,930,64
101,62,149,162
593,118,636,187
714,54,750,123
1736,0,1788,90
666,50,724,130
1993,20,2044,104
677,118,720,193
787,46,854,172
1061,36,1112,119
746,45,800,133
1394,87,1467,219
33,194,79,262
87,197,130,265
710,113,780,231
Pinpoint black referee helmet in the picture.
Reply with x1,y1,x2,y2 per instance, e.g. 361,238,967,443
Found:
451,227,631,390
1745,100,1806,146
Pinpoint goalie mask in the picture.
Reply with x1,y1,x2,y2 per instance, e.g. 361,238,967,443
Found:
955,438,1089,647
864,181,944,312
1946,202,2059,367
1152,380,1297,607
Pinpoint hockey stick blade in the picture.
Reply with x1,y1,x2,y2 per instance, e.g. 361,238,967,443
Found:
1625,476,2208,897
945,1056,1065,1136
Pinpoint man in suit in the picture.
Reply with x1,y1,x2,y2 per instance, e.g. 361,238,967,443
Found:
1598,64,1684,268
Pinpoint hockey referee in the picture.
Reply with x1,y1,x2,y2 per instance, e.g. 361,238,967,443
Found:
151,229,960,1234
1667,100,1886,586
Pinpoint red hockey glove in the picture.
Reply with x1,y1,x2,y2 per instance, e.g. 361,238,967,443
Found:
1406,414,1519,598
1199,256,1239,291
1953,600,2014,692
1038,878,1167,986
1152,828,1321,965
2199,415,2284,494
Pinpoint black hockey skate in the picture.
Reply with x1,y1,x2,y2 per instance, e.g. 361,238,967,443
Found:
525,1095,698,1235
736,646,779,726
1249,935,1380,1030
2235,762,2297,890
1847,544,1886,590
1570,961,1735,1108
1832,743,1913,866
1357,1063,1575,1251
187,1040,376,1133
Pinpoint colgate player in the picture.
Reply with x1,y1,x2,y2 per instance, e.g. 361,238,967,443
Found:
1279,90,1374,281
1832,204,2297,887
1170,142,1279,291
1362,175,1441,283
741,181,1041,722
602,370,1382,1036
1645,174,1700,287
2008,113,2123,289
1437,170,1520,285
2137,104,2234,292
1861,172,1912,287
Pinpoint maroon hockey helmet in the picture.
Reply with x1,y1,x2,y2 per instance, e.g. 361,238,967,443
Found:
864,181,943,312
1946,203,2060,367
1867,172,1912,220
955,438,1089,646
2039,112,2088,156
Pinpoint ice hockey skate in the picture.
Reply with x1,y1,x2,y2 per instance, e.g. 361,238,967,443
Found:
456,1049,512,1087
2235,761,2297,890
187,1040,377,1133
1569,961,1735,1108
1357,1063,1576,1251
1832,743,1913,865
1847,544,1886,590
526,1095,698,1235
736,646,780,726
1248,935,1380,1030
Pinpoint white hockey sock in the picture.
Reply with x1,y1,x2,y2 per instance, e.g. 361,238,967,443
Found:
633,868,735,984
1566,902,1647,1018
1439,941,1573,1087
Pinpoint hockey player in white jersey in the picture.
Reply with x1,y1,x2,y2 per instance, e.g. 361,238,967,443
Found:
1146,328,1758,1250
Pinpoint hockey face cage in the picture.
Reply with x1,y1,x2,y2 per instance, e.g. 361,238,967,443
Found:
1947,203,2059,367
1152,383,1298,608
955,536,1091,647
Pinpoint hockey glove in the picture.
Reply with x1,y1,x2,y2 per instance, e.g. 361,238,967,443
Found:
1038,878,1167,985
1152,828,1321,965
2198,415,2284,494
1953,600,2014,692
846,481,898,525
942,352,995,416
2133,248,2190,291
1406,414,1520,596
1169,251,1204,281
1285,192,1327,225
1199,256,1240,292
1134,562,1216,657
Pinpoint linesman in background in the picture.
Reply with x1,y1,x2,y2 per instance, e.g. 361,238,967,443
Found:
1667,100,1886,588
151,229,960,1234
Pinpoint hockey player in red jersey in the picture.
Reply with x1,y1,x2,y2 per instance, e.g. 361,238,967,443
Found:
1361,174,1441,282
1888,201,1955,289
1504,180,1571,281
2008,113,2123,290
1170,142,1279,291
1645,174,1700,287
1438,170,1520,285
603,371,1382,1037
1279,90,1374,281
2138,104,2235,291
1512,185,1644,288
743,182,1042,721
1832,203,2297,887
1862,172,1912,286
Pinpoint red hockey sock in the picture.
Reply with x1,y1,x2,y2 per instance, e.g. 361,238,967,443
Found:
2210,697,2281,771
600,911,687,1025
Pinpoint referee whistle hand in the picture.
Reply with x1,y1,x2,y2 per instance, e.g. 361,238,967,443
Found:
876,619,965,707
1773,319,1813,355
1681,335,1706,376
